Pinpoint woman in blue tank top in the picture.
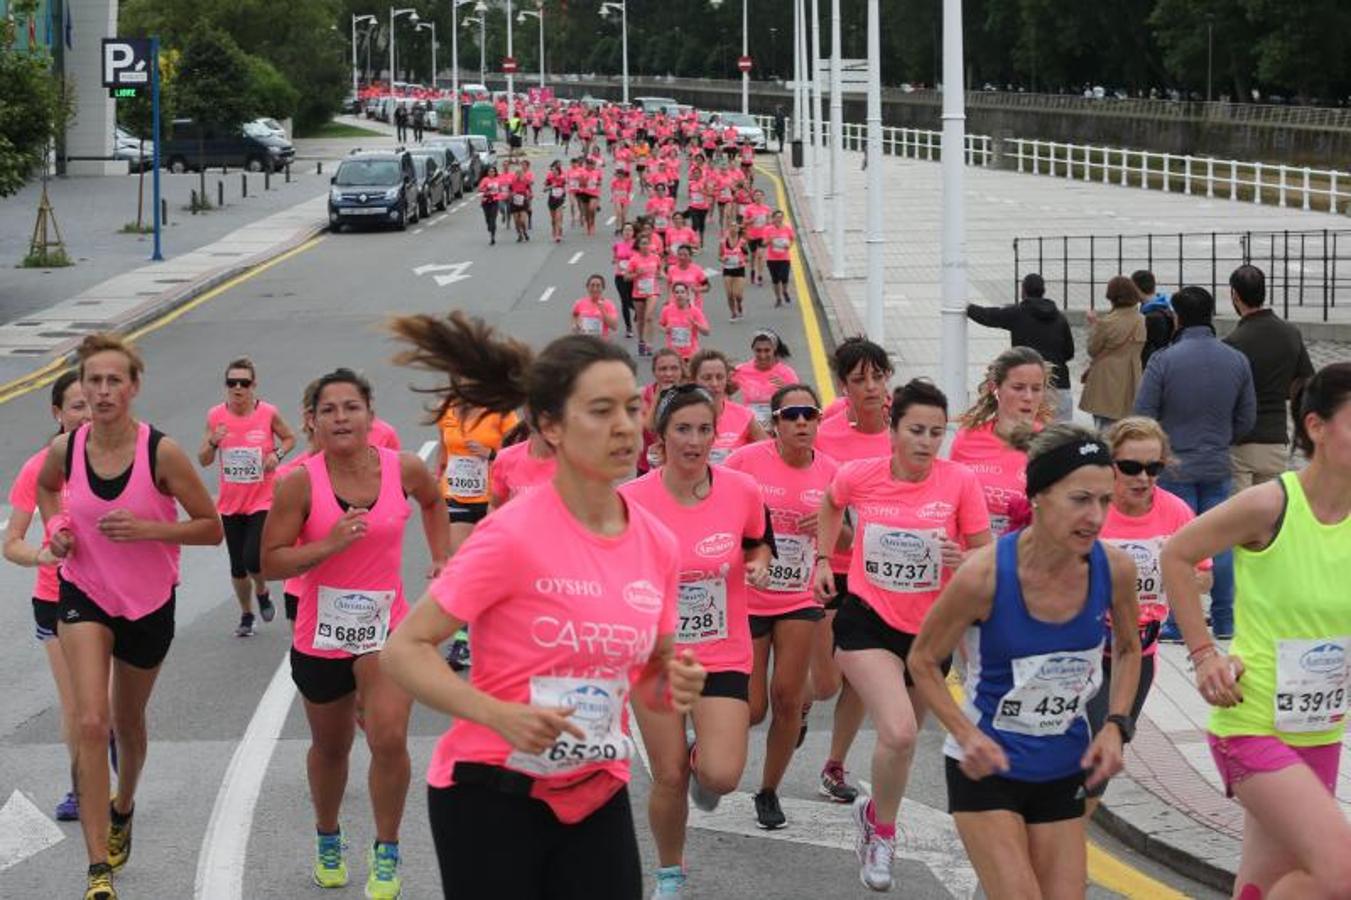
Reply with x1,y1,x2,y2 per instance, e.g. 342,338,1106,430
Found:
910,424,1142,899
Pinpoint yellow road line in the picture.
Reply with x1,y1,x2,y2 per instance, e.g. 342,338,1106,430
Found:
0,234,326,408
754,162,836,405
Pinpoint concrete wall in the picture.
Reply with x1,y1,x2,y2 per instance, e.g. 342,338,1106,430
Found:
62,0,120,175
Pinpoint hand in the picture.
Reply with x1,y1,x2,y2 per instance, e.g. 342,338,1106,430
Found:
814,565,836,603
35,545,59,567
957,729,1011,780
97,509,148,542
939,538,965,571
744,558,770,590
1081,724,1124,790
1196,653,1244,707
667,650,706,714
489,701,587,755
264,451,280,473
466,440,492,460
325,508,369,554
426,559,447,581
49,528,74,559
212,424,229,446
1085,310,1099,327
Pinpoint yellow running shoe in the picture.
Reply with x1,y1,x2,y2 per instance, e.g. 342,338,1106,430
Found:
84,862,117,900
107,803,133,872
313,830,348,889
365,841,402,899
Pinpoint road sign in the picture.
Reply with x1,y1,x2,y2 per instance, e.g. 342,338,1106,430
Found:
738,55,753,73
502,57,518,74
822,57,869,94
102,38,151,88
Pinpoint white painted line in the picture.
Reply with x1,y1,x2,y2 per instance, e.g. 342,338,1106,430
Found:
606,216,616,226
567,251,584,265
412,227,424,235
538,286,556,304
193,654,296,900
417,440,438,463
0,790,64,872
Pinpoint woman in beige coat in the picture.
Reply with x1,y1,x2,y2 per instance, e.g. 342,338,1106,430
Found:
1080,275,1146,429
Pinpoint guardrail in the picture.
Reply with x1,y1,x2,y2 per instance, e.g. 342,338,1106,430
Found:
1012,229,1351,322
752,115,995,166
1007,138,1350,214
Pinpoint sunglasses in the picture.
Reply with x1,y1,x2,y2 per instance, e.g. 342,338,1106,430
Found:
1114,459,1165,477
774,405,821,422
225,378,254,389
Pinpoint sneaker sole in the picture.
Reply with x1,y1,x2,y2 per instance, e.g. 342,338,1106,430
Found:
755,819,787,830
818,783,857,803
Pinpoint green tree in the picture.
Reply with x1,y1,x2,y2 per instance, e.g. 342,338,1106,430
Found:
174,23,255,200
0,8,74,198
245,55,301,121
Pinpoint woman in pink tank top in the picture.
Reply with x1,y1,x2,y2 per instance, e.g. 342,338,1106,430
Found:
382,312,706,900
261,367,447,896
37,335,221,898
3,371,89,822
198,356,296,637
689,349,767,466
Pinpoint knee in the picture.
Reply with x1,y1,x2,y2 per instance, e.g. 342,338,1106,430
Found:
874,719,918,759
76,710,111,747
1314,859,1351,898
769,682,804,720
693,759,743,796
648,754,690,793
364,722,410,762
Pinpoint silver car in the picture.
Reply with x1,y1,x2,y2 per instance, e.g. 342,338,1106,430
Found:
717,112,767,151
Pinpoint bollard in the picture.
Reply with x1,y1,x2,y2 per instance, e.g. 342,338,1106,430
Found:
190,189,198,214
265,168,271,191
317,161,323,176
285,164,291,184
242,172,248,198
218,181,224,208
161,198,168,225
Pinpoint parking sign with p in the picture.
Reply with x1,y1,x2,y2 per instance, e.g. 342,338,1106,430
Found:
102,38,152,92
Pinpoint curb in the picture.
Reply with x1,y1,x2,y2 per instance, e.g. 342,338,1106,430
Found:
0,218,329,400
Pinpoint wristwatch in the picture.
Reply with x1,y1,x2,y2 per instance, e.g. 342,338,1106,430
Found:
1105,714,1136,744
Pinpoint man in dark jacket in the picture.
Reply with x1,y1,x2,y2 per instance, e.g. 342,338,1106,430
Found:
966,273,1076,421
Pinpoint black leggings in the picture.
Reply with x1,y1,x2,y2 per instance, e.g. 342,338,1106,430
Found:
481,202,497,235
221,511,266,578
689,208,708,238
428,782,642,899
615,277,635,330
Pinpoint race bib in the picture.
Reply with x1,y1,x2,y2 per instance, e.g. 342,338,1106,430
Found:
990,514,1011,537
578,315,603,336
617,258,631,274
550,186,564,198
767,534,814,593
993,648,1102,736
512,193,526,206
677,578,728,643
636,276,656,295
708,447,731,466
862,525,943,593
654,215,670,228
646,443,663,468
753,214,768,227
772,237,790,251
750,402,772,425
313,586,394,654
447,454,489,497
1104,538,1166,619
722,253,742,268
690,191,705,204
1275,637,1350,734
670,326,692,349
221,446,264,484
505,676,633,776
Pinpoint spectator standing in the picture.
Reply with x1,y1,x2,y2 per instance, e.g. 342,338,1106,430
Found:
1133,286,1255,639
1080,275,1146,430
395,104,409,143
1223,264,1314,490
965,274,1076,421
772,106,787,154
412,103,426,142
1132,270,1176,367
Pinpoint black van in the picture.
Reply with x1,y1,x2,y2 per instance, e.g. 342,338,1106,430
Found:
161,119,295,173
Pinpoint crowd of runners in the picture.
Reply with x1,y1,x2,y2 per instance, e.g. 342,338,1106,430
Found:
5,94,1350,900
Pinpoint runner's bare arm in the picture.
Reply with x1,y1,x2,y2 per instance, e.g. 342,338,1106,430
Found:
261,467,355,579
270,410,298,460
1083,544,1142,788
138,438,222,545
814,491,848,600
401,451,450,575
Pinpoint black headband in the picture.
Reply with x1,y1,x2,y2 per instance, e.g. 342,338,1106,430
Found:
1025,438,1112,497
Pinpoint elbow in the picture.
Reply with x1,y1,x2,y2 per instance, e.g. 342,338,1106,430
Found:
204,518,224,546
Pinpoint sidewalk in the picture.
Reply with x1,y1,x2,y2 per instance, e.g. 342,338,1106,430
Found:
779,147,1351,892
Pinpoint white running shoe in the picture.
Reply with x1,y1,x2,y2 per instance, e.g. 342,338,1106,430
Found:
852,795,894,892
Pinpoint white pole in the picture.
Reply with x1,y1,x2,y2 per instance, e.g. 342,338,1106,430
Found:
809,0,823,227
792,0,801,146
389,7,396,89
351,16,359,101
829,0,844,277
741,0,750,115
451,3,459,133
865,0,883,341
506,0,515,119
621,2,630,105
479,17,485,82
939,0,969,410
538,11,545,89
431,24,437,90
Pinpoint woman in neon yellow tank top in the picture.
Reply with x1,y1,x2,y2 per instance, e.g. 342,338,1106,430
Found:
1161,362,1351,900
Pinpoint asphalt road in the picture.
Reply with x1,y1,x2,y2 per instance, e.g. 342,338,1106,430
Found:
0,146,1222,900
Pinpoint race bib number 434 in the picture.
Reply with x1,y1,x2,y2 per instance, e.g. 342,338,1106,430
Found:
993,649,1102,737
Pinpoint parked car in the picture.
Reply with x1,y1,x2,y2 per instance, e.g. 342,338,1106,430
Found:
114,126,153,172
418,141,470,194
716,112,767,151
161,118,295,173
328,149,419,231
251,117,287,140
409,153,448,218
466,134,496,171
633,96,679,114
460,83,491,102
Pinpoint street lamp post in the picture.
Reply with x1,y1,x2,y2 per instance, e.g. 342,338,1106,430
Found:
810,0,824,231
416,20,437,90
865,0,883,341
451,1,484,134
462,15,486,82
829,0,843,274
709,0,749,114
1206,15,1215,102
939,0,969,410
351,14,377,101
599,3,628,105
389,7,419,89
518,6,544,90
505,0,516,119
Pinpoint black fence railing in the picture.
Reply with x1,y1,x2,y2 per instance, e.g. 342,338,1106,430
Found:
1012,229,1351,321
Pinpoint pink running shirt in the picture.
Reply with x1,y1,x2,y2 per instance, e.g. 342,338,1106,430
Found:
659,304,709,360
620,467,765,672
829,457,989,634
711,400,757,465
9,448,61,601
573,296,619,338
274,451,313,602
428,483,678,823
489,441,557,505
813,412,892,574
733,361,800,424
369,417,402,451
207,401,279,515
948,422,1029,537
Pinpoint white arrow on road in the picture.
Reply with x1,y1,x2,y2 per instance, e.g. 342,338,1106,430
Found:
0,789,65,872
412,262,474,287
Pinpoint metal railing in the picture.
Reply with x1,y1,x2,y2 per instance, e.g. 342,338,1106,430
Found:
1012,229,1351,322
1007,138,1350,214
753,115,996,166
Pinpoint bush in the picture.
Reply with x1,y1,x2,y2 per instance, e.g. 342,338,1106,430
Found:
0,13,74,198
245,55,299,122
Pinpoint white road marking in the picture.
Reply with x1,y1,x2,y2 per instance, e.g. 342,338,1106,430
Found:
0,790,64,872
412,261,474,287
568,251,584,265
192,654,295,900
417,440,438,463
412,227,424,235
606,216,616,226
538,286,556,304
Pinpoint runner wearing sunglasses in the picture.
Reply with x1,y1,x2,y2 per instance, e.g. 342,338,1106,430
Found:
199,358,296,637
726,385,836,830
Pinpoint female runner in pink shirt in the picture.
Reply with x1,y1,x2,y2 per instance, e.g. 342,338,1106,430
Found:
742,189,773,286
487,423,557,510
658,282,711,361
610,166,634,235
38,334,222,900
571,274,621,339
690,349,768,465
545,160,568,243
198,356,296,637
762,209,797,307
612,222,638,339
382,312,706,900
640,348,685,475
621,384,772,898
627,233,664,358
4,371,89,822
718,221,749,322
726,383,838,831
665,244,710,308
664,212,700,264
733,330,800,427
814,380,992,891
262,367,448,897
949,346,1054,538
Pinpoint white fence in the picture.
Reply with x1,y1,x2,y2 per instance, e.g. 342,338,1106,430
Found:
752,116,996,166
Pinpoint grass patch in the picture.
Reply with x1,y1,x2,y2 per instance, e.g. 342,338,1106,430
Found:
298,120,383,139
21,248,72,268
120,222,154,234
